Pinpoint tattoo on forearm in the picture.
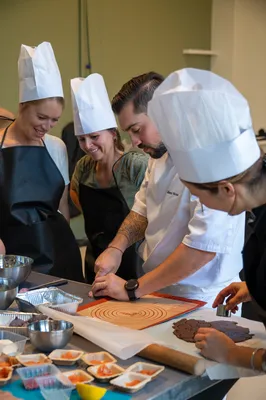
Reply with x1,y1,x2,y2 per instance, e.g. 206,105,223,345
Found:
118,211,148,247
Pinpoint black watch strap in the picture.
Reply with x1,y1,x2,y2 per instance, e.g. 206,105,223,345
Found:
127,290,137,301
124,279,139,301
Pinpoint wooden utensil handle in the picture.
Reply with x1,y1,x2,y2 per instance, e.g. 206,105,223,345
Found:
138,344,206,376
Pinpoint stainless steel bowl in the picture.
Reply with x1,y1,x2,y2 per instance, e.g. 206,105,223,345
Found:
0,278,18,309
0,255,33,288
27,320,74,352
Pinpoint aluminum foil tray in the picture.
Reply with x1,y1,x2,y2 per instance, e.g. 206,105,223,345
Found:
0,312,40,336
16,288,83,311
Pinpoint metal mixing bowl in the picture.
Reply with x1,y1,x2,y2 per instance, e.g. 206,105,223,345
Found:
27,320,74,352
0,255,33,288
0,278,18,309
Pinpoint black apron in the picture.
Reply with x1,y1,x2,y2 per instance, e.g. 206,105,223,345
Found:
243,205,266,327
79,156,143,283
0,125,83,282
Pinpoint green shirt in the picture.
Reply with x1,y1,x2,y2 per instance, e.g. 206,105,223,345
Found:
71,150,149,209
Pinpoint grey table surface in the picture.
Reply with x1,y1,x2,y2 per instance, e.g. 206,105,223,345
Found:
22,272,232,400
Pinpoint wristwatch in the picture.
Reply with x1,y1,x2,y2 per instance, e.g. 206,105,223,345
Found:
124,279,139,301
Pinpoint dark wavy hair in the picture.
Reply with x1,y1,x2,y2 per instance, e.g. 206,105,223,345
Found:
112,72,164,115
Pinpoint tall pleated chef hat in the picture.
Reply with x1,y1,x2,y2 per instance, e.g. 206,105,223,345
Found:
70,73,117,136
18,42,64,103
148,68,260,183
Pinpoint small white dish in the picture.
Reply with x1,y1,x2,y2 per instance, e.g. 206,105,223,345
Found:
82,351,116,366
110,371,151,393
87,362,124,382
62,369,94,386
17,353,51,367
48,350,84,366
0,367,13,386
126,362,165,379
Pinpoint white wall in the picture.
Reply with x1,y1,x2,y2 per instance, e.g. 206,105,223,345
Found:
211,0,266,132
211,0,236,80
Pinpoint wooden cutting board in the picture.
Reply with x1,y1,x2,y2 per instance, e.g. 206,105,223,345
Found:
78,293,205,330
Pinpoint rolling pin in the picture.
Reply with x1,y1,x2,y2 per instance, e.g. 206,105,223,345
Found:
138,344,206,376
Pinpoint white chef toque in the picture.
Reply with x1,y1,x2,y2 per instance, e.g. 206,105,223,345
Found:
148,68,260,183
18,42,64,103
70,73,117,136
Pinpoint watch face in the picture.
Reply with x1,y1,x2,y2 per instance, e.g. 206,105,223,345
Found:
126,279,139,291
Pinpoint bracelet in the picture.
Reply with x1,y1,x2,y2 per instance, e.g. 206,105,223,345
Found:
261,349,266,372
250,348,263,370
107,246,123,255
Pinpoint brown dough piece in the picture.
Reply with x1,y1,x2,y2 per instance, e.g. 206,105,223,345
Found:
172,318,188,328
173,318,254,343
9,314,49,328
210,321,238,331
26,315,49,324
173,319,211,329
9,317,26,327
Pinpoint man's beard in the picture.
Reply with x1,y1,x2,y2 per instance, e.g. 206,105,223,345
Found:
139,142,167,159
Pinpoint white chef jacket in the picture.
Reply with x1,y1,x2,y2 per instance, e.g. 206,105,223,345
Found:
132,152,245,305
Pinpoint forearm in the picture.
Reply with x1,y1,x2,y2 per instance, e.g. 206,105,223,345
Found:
136,243,215,297
0,239,5,254
110,211,147,251
229,346,265,371
59,186,70,223
59,203,70,223
70,188,82,213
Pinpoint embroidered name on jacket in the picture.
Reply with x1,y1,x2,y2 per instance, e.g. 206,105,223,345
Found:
167,190,179,197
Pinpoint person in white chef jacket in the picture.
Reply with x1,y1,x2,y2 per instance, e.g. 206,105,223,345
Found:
150,69,266,400
90,72,245,308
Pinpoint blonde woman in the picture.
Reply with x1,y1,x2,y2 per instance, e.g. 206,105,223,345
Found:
0,42,83,281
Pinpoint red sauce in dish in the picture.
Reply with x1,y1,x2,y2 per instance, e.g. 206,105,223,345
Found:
89,360,104,365
126,379,141,387
97,364,113,377
140,369,155,376
24,359,48,366
60,352,77,360
0,368,11,379
68,374,87,384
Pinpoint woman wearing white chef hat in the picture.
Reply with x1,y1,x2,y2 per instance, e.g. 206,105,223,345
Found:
148,68,266,376
70,73,148,283
0,42,83,281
